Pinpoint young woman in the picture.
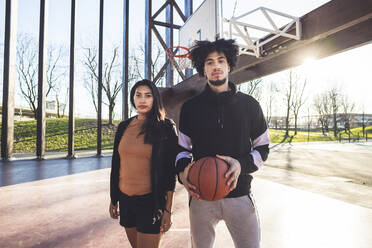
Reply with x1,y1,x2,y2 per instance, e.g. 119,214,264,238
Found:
109,79,178,248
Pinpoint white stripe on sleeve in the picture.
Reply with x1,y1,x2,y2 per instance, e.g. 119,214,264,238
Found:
252,129,270,148
250,129,269,169
178,131,192,150
175,151,193,167
250,150,264,169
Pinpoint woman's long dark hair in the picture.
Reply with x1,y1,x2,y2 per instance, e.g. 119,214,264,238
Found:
130,79,166,143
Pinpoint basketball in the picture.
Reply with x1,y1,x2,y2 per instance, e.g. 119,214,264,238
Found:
187,157,231,201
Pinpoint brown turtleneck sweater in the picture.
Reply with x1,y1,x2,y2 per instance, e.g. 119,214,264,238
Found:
118,118,153,196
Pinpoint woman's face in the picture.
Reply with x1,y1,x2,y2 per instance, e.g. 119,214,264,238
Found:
133,85,154,115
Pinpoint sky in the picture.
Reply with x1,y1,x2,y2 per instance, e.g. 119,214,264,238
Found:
1,0,371,119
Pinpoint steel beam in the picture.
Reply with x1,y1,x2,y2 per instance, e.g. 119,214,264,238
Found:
36,0,48,159
171,0,186,22
1,0,18,160
154,59,170,84
184,0,192,18
231,0,372,83
152,0,170,20
230,19,372,84
151,0,191,83
165,3,174,87
67,0,76,159
152,25,186,80
153,21,181,29
184,0,193,78
97,0,104,157
122,0,129,120
145,0,152,79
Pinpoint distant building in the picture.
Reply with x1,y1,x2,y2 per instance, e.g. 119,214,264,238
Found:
46,100,56,112
0,103,63,120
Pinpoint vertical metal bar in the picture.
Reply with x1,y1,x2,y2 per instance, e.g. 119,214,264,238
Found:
122,0,129,120
36,0,48,159
1,0,18,160
145,0,152,79
184,0,193,78
165,2,173,87
219,0,223,38
67,0,76,159
184,0,192,20
97,0,104,157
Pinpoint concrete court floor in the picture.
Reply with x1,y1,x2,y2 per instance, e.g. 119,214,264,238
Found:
1,142,371,247
0,167,371,247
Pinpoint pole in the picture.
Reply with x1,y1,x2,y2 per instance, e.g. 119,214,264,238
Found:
122,0,129,120
67,0,76,159
97,0,104,157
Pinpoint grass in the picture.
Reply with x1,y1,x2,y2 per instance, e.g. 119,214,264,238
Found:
269,125,372,143
0,118,371,153
10,118,120,153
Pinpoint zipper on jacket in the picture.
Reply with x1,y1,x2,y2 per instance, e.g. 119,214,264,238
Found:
217,97,224,129
217,117,223,129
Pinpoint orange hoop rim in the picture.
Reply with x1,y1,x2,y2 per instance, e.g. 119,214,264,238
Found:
166,46,191,59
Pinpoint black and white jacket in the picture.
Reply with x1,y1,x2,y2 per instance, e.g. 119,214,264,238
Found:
175,82,270,198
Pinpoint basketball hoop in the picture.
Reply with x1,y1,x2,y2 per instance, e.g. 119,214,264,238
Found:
166,46,192,70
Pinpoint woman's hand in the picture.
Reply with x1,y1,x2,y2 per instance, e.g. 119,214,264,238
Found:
109,202,120,219
160,210,172,233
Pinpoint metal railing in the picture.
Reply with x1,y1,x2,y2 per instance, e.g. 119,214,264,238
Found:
223,7,301,57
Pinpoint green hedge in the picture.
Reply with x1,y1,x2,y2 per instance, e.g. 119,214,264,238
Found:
11,118,119,153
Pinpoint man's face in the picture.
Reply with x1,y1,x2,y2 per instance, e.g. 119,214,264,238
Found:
204,51,230,83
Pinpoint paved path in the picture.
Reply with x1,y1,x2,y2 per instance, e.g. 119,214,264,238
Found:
0,169,371,248
1,142,371,247
267,142,372,186
258,142,372,208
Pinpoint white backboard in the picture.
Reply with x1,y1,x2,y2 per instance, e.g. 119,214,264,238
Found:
179,0,222,49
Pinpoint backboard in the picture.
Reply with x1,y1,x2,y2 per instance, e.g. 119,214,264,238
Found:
179,0,223,50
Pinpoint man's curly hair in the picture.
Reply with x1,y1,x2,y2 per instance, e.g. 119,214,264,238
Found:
189,38,239,77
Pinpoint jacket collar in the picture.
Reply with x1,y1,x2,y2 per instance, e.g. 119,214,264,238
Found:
203,81,237,102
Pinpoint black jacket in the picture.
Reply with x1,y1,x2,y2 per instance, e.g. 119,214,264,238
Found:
110,117,178,213
175,82,270,197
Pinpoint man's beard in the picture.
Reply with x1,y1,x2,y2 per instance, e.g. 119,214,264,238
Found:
209,78,227,86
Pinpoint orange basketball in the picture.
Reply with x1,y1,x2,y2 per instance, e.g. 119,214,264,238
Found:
187,156,230,201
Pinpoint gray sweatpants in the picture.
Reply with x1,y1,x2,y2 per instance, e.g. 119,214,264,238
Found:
189,194,260,248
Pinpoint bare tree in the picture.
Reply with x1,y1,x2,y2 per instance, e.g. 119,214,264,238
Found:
327,87,341,137
82,45,126,125
306,107,312,141
46,45,68,118
313,92,332,135
17,35,38,118
237,79,263,101
264,81,278,126
340,94,355,134
313,94,326,135
291,79,307,135
82,46,99,113
361,105,366,137
283,70,298,137
131,43,165,86
61,87,69,117
53,86,69,118
17,34,65,118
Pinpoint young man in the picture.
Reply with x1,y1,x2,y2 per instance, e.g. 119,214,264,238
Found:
175,38,270,248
